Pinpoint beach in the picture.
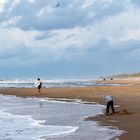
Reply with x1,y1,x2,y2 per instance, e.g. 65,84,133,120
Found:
0,79,140,140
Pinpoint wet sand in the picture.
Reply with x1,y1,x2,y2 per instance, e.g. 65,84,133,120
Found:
0,79,140,140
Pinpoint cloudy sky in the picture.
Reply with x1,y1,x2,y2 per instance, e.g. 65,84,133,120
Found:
0,0,140,79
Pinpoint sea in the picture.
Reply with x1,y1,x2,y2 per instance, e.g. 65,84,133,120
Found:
0,78,123,88
0,79,124,140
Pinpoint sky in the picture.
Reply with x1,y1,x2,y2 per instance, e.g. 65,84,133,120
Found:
0,0,140,79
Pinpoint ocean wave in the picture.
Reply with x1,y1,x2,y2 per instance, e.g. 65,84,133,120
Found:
0,79,124,88
0,110,78,140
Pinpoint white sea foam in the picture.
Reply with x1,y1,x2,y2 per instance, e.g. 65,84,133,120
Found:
42,97,83,104
0,110,78,140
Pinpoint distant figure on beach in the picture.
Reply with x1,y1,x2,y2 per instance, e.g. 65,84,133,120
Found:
35,78,42,93
110,77,113,80
104,95,115,115
103,78,106,81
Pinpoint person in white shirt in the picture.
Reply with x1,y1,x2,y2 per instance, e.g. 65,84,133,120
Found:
104,95,115,115
35,78,42,93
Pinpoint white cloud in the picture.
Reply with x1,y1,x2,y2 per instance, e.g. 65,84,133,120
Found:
0,0,6,12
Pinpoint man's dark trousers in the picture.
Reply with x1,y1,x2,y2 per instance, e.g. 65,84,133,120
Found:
106,100,115,114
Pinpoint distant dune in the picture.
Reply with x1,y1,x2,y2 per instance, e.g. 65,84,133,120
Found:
102,72,140,79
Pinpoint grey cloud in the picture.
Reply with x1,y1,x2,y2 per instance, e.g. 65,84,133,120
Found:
86,38,110,52
131,0,140,6
92,0,127,20
110,40,140,54
35,32,57,40
0,0,128,31
65,33,77,39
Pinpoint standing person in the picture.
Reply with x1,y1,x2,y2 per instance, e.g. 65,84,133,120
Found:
104,95,115,115
35,78,42,93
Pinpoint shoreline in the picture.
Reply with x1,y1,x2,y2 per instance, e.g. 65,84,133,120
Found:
0,79,140,140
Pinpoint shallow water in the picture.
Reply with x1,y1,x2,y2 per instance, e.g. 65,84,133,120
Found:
0,94,123,140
